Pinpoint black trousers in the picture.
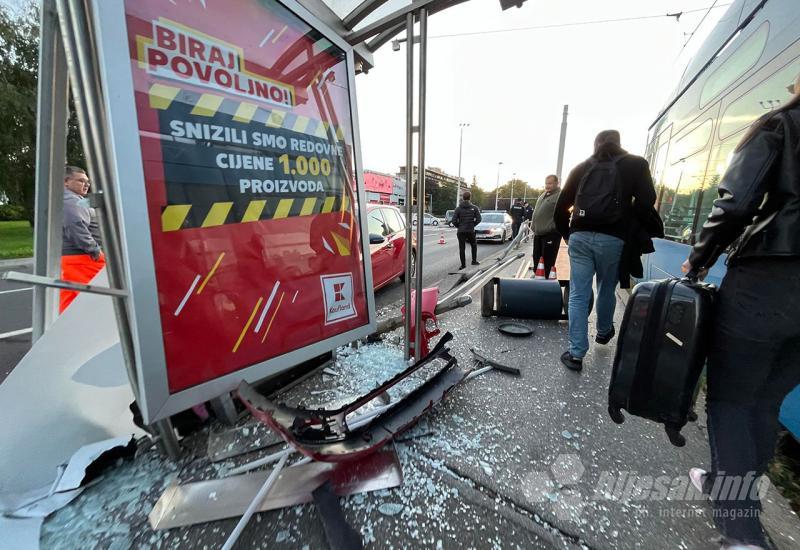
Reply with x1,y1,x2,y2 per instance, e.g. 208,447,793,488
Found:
457,232,477,266
512,221,522,239
532,233,562,276
705,258,800,546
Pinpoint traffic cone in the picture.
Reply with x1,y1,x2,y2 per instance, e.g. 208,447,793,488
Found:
438,231,445,245
548,265,557,280
534,257,546,279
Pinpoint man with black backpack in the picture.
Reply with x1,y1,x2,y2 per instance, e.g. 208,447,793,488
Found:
451,190,482,270
554,130,656,371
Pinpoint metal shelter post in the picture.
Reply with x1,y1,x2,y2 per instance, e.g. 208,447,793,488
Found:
32,0,69,342
413,8,428,363
455,122,468,209
556,104,569,181
403,12,414,362
53,0,180,459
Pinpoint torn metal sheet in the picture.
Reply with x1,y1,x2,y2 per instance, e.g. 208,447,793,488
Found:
207,423,283,462
238,332,467,462
0,516,43,550
55,436,135,492
0,436,135,523
5,487,84,519
149,448,402,530
0,269,144,495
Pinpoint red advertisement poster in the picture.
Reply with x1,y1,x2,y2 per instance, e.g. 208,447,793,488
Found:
122,0,370,393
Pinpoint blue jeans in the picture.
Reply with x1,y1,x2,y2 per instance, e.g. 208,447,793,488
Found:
567,231,624,358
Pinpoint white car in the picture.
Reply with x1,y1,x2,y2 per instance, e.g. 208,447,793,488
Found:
411,213,439,226
475,211,513,243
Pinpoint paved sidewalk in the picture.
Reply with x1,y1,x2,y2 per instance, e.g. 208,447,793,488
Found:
40,262,800,549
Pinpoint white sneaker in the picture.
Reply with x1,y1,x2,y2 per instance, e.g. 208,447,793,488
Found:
721,545,765,550
689,467,707,493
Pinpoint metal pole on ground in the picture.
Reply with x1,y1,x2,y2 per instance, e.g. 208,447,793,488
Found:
403,12,414,362
414,8,428,363
221,452,289,550
32,0,69,342
556,104,569,181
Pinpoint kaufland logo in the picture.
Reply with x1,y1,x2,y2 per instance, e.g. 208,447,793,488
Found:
321,273,357,325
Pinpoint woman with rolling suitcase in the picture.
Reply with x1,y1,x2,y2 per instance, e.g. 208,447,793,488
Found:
682,74,800,550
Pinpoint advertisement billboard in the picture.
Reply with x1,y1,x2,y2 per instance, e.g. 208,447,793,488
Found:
92,0,374,422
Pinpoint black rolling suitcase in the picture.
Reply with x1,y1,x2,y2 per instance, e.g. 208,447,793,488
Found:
608,276,716,447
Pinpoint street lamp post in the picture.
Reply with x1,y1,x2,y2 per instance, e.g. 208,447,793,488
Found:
494,161,503,210
456,123,469,208
510,172,516,205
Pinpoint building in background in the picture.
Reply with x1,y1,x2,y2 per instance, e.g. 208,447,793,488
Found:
396,166,464,215
363,170,407,206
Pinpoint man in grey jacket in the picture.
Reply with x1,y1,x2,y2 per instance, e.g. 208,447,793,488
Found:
60,166,105,311
532,174,561,277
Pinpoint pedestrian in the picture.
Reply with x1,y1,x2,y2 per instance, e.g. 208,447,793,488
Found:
61,165,105,312
451,190,481,270
523,201,533,222
681,74,800,550
554,130,656,371
531,175,562,278
509,197,525,239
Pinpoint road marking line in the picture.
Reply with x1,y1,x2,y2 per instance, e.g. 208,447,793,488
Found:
254,281,280,333
292,290,299,303
197,252,225,294
0,327,32,340
174,275,201,316
233,297,263,353
261,292,285,343
0,287,32,295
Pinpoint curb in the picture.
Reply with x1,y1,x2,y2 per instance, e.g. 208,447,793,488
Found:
0,257,34,270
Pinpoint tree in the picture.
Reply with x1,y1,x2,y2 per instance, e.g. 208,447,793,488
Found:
0,2,84,223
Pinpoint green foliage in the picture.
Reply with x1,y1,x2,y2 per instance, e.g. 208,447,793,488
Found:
0,220,33,259
0,203,26,220
0,2,84,224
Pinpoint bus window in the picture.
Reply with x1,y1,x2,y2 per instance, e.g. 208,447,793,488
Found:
671,119,712,161
658,119,714,243
719,55,800,139
696,135,742,233
700,21,769,107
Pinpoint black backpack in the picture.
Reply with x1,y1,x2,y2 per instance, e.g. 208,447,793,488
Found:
574,155,626,224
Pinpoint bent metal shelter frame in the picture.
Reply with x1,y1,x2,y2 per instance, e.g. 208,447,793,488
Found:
11,0,496,456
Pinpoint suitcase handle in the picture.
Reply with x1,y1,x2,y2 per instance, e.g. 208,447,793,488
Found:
683,269,700,283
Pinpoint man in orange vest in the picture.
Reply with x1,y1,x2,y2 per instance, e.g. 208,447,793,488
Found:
60,166,105,312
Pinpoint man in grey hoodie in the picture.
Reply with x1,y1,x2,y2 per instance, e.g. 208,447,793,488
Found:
60,165,105,311
531,174,561,277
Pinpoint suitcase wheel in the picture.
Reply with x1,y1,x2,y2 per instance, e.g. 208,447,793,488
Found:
608,405,625,424
664,424,687,447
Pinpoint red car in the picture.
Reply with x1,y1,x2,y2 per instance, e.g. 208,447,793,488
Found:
367,204,416,290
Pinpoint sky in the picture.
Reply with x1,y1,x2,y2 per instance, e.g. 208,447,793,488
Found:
354,0,728,191
0,0,727,192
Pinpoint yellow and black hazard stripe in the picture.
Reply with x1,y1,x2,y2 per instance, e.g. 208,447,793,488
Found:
148,83,347,141
161,194,351,232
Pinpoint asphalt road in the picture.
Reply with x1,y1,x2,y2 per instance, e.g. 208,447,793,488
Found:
373,224,513,311
0,260,33,384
